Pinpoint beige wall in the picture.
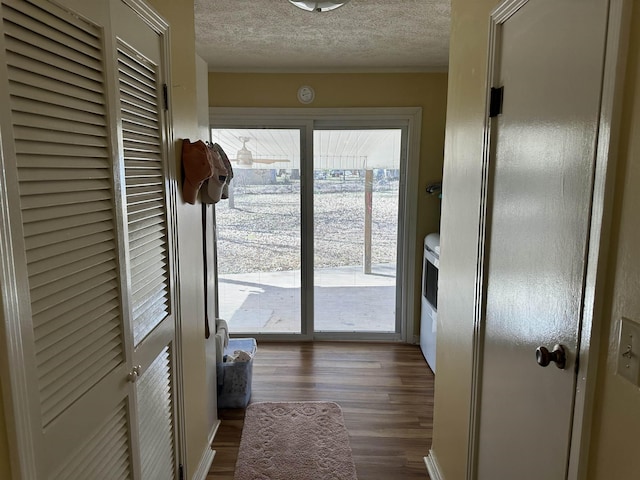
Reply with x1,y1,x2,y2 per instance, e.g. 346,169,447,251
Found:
432,0,496,477
0,377,10,479
208,72,448,334
434,1,640,479
147,1,210,478
588,3,640,478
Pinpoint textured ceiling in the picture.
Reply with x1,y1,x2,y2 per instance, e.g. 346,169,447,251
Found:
194,0,451,72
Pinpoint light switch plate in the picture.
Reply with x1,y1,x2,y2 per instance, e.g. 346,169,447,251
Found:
616,317,640,387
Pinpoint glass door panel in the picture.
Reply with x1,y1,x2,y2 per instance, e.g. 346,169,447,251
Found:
313,129,401,333
210,128,301,334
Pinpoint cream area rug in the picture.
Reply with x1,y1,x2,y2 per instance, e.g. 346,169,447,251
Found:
234,401,358,480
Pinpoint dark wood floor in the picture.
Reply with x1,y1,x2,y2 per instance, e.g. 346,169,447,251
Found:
207,342,434,480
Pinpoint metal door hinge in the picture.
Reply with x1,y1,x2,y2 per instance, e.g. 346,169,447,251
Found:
489,86,504,118
163,83,169,111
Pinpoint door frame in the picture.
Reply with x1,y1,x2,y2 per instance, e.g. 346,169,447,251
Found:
466,1,632,479
209,107,422,343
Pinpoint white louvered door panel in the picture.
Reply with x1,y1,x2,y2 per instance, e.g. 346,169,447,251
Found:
49,401,131,480
118,40,170,346
0,0,135,478
112,1,177,478
0,0,179,478
137,347,175,480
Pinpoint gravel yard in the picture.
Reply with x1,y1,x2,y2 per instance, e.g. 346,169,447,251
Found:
215,179,400,274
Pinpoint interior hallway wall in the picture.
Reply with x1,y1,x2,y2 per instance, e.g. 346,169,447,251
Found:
431,0,497,476
588,3,640,478
0,376,10,479
208,72,448,335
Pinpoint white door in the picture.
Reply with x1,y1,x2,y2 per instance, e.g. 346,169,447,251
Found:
0,0,178,478
476,0,609,478
112,2,178,479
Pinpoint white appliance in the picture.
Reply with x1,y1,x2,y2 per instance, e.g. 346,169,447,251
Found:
420,233,439,372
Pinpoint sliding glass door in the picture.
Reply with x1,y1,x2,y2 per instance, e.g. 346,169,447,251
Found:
210,111,416,341
313,129,401,333
211,128,302,334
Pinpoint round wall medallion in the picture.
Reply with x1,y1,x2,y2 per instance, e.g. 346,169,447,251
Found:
297,85,315,104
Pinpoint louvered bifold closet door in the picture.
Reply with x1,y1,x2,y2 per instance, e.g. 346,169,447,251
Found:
114,7,176,476
0,0,134,478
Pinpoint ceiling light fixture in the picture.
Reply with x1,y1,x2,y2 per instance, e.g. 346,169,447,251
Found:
288,1,351,13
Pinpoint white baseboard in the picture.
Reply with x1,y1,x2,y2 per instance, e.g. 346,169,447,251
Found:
425,449,445,480
192,443,216,480
208,419,221,445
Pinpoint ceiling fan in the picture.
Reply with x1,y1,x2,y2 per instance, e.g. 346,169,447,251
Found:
230,136,290,168
288,1,350,12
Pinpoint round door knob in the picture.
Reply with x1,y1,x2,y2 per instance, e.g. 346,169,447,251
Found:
127,365,142,383
536,344,567,369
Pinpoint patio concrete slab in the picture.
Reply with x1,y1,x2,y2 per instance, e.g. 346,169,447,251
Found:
218,263,396,333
